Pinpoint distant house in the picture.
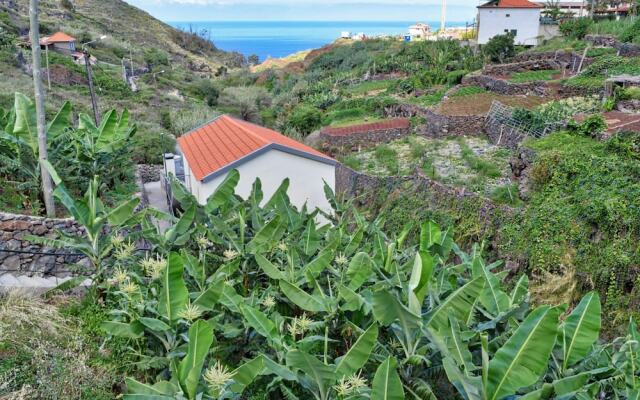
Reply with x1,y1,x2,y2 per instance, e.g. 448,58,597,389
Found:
477,0,543,46
535,1,589,18
40,31,76,54
408,23,431,39
165,115,336,212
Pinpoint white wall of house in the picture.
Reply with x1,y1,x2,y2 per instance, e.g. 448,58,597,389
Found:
183,149,336,213
478,8,541,45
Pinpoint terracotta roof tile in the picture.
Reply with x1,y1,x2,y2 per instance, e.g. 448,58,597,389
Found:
479,0,543,8
41,31,76,45
321,118,411,137
177,115,334,181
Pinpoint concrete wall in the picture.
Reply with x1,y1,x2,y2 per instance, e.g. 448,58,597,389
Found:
185,149,336,213
478,8,541,45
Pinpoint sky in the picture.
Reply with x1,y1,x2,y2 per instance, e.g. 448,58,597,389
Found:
123,0,481,22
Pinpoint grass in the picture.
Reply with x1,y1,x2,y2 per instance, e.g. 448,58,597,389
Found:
330,115,383,127
529,37,588,53
588,17,637,40
345,135,512,196
509,70,560,83
452,86,487,97
490,184,523,207
345,79,398,96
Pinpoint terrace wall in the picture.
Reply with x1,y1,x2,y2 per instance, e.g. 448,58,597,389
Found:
461,74,547,96
384,104,486,137
0,212,86,276
318,119,411,153
483,59,564,76
585,34,640,57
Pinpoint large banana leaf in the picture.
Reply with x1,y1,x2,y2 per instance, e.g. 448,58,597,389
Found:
335,323,378,378
303,247,334,279
472,257,509,316
424,277,485,330
442,357,482,400
420,221,441,252
346,252,373,291
124,378,177,399
408,250,433,314
371,356,405,400
372,290,421,330
561,292,601,370
255,254,287,280
178,320,214,400
279,280,327,312
509,275,529,307
158,252,189,322
247,215,286,254
12,93,37,153
286,350,335,400
302,219,321,256
205,169,239,213
486,305,561,400
240,304,280,343
101,320,144,339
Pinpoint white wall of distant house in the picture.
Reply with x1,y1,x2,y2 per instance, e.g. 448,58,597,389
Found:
478,8,541,45
182,149,336,213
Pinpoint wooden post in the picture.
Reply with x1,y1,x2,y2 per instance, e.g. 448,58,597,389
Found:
29,0,55,217
45,44,50,90
83,49,100,125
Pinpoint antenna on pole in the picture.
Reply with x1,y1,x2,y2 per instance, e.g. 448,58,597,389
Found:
440,0,447,34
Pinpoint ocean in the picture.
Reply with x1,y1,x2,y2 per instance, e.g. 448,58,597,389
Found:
166,21,469,62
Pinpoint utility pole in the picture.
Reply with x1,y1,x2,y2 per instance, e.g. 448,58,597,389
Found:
83,48,100,125
441,0,447,34
28,0,55,217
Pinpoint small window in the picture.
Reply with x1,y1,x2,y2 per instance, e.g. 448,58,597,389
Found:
510,29,517,36
506,13,511,17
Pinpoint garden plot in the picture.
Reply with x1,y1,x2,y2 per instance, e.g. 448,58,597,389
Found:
340,135,516,201
438,91,551,116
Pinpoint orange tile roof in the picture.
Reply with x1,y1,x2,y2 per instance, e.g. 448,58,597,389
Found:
41,31,76,45
177,115,335,182
479,0,542,8
321,118,411,137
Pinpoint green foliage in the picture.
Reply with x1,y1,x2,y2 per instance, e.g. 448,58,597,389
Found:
447,70,468,86
560,17,593,39
620,17,640,43
567,114,607,137
509,69,559,83
144,48,169,69
287,104,322,135
452,86,487,97
483,34,515,63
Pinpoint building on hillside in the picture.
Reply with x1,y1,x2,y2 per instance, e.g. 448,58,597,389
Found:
477,0,543,46
535,1,589,18
40,31,76,54
164,115,336,213
408,23,431,39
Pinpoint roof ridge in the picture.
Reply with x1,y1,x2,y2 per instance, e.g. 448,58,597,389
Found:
180,114,225,139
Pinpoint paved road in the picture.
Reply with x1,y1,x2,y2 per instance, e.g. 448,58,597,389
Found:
144,181,172,233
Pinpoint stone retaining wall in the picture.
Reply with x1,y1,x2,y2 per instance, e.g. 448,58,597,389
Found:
383,104,486,137
585,34,640,57
483,59,564,76
461,74,547,96
318,127,410,155
513,50,582,64
0,212,87,276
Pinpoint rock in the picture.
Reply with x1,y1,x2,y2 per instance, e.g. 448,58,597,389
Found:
0,220,32,231
2,255,21,270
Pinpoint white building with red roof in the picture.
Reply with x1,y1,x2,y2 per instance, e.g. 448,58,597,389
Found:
39,31,77,53
477,0,543,46
165,115,336,212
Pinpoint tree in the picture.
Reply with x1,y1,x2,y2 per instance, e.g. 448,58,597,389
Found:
483,33,515,63
287,105,322,136
248,54,260,66
28,0,55,217
218,87,271,123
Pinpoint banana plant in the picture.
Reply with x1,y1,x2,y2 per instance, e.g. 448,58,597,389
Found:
26,161,140,280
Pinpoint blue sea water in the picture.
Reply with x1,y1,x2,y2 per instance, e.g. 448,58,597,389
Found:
167,21,469,62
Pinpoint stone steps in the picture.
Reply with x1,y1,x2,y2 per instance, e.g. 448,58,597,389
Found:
0,273,92,295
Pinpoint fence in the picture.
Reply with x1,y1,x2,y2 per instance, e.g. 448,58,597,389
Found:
485,101,564,142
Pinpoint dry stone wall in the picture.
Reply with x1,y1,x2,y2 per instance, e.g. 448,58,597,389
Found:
461,74,547,96
383,104,486,137
318,127,410,155
585,34,640,57
0,212,86,276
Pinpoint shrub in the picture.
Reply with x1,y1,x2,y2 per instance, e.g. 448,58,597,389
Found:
446,70,468,85
144,48,169,69
619,86,640,100
607,131,640,160
287,104,322,135
620,17,640,43
560,18,593,39
132,129,176,165
483,33,515,63
189,79,220,107
567,114,607,137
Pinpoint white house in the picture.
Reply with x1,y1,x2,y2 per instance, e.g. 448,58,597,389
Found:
477,0,543,46
166,115,336,213
408,23,431,39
